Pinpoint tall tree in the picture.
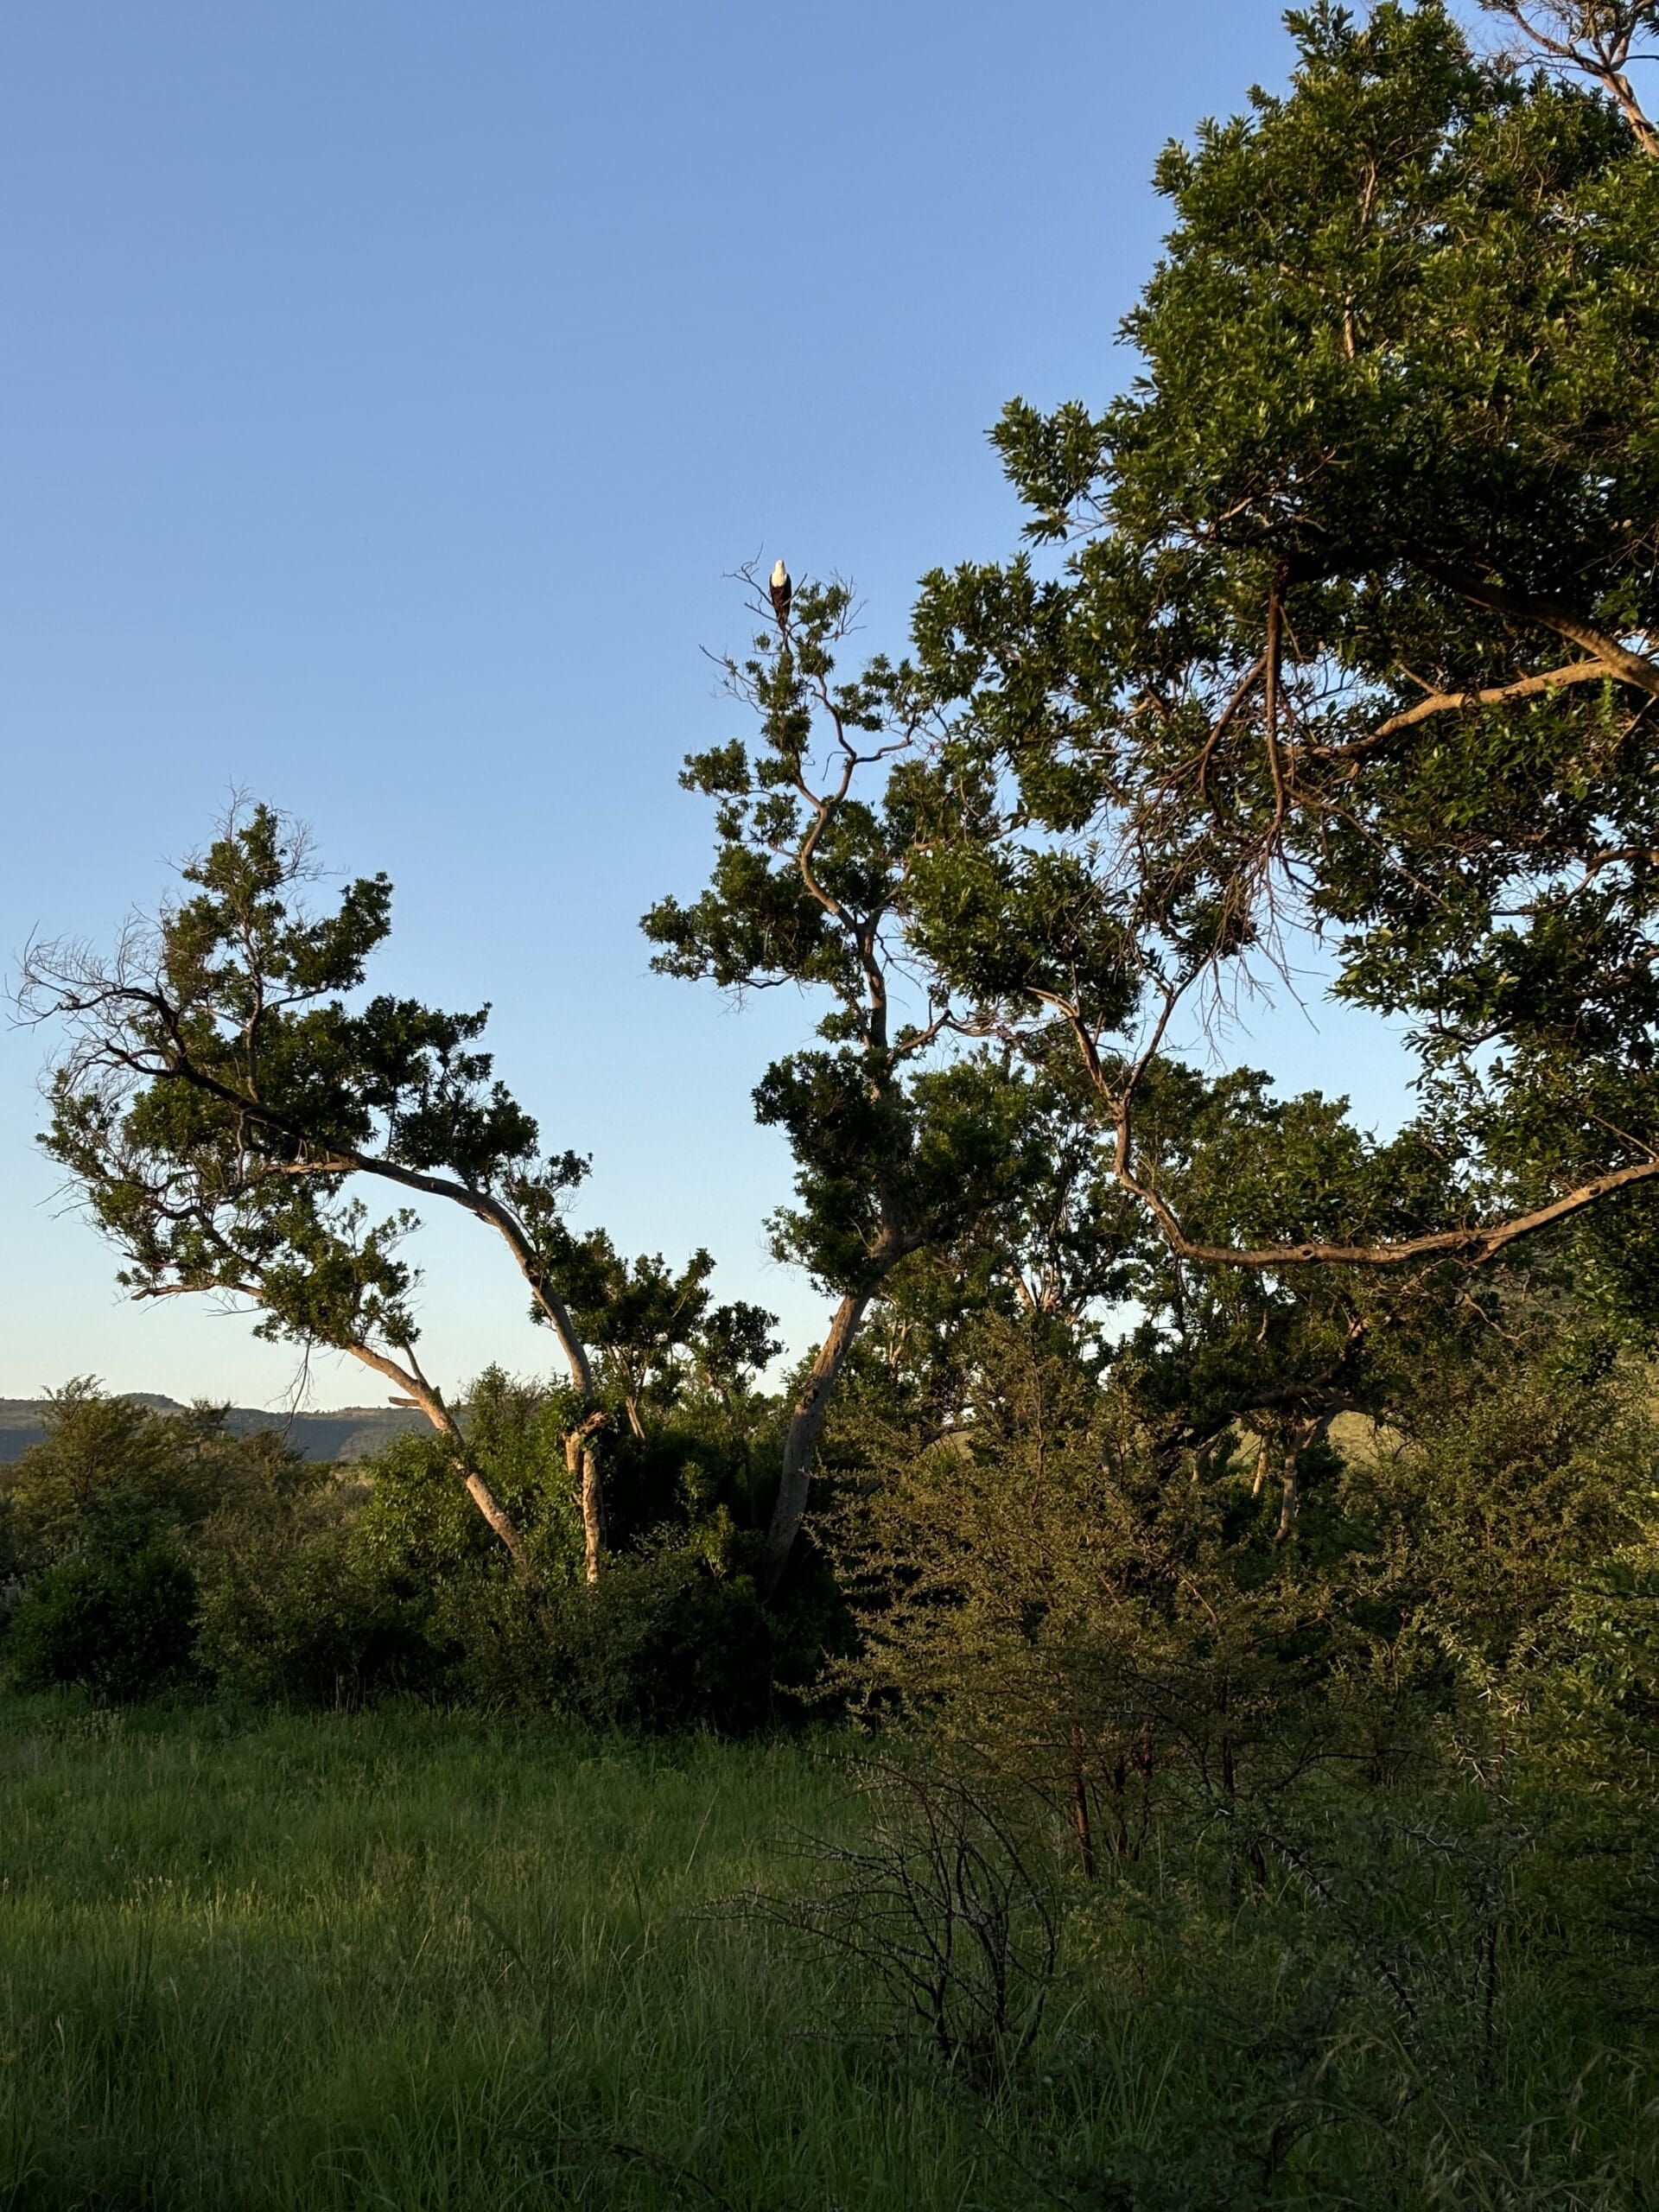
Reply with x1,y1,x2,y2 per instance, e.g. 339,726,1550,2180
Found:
645,569,1044,1592
882,0,1659,1289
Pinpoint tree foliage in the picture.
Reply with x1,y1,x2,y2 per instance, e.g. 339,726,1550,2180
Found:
645,571,1057,1588
19,804,765,1581
855,2,1659,1285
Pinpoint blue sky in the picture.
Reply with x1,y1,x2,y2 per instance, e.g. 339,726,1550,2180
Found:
1,0,1430,1407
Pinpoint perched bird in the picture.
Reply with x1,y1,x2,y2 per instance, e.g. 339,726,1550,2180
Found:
769,558,792,626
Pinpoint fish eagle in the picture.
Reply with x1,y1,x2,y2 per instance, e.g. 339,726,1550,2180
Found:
769,558,791,626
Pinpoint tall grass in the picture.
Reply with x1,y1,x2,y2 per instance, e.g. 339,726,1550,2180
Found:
0,1699,988,2209
0,1696,1650,2209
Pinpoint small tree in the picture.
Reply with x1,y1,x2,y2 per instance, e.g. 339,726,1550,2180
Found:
20,803,731,1580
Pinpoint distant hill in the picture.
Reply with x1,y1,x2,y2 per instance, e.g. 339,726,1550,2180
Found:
0,1396,427,1466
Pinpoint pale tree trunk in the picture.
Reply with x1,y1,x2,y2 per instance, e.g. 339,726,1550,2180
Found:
1274,1414,1319,1545
461,1467,532,1571
1251,1436,1271,1499
759,1288,872,1598
580,1448,603,1585
568,1432,607,1580
565,1414,607,1586
345,1341,532,1574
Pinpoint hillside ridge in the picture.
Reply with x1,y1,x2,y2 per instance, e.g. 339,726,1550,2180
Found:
0,1395,426,1465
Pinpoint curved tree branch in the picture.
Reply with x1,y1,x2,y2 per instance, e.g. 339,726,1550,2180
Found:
1417,562,1659,700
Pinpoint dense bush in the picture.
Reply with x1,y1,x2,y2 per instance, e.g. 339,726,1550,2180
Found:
0,1385,314,1703
440,1548,776,1732
9,1538,200,1702
0,1380,314,1577
0,1374,799,1730
828,1309,1659,1895
196,1529,449,1707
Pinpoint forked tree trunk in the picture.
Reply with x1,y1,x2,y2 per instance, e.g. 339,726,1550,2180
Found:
758,1287,873,1598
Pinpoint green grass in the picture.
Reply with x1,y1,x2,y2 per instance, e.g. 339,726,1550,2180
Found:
0,1699,996,2210
0,1696,1651,2210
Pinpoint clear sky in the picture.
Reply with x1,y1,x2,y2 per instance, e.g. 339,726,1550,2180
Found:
1,0,1434,1409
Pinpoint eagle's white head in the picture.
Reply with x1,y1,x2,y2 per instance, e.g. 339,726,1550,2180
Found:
771,559,789,590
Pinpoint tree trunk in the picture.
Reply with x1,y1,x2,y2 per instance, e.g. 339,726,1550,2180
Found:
1071,1728,1096,1879
461,1467,533,1573
565,1416,607,1586
580,1447,603,1585
344,1340,532,1573
1274,1414,1318,1545
758,1287,872,1598
563,1422,607,1580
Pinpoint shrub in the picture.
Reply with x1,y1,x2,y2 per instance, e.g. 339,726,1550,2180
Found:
744,1760,1062,2092
196,1529,449,1707
0,1379,312,1578
9,1541,200,1702
446,1548,776,1733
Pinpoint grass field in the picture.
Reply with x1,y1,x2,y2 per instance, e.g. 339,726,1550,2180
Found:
0,1696,1651,2210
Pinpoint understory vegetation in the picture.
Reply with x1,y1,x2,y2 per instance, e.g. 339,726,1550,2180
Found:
1,1298,1656,2206
0,1697,1650,2212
